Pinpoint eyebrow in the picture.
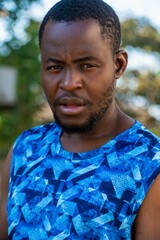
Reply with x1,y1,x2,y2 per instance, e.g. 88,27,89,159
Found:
74,56,99,63
45,56,100,64
45,58,64,64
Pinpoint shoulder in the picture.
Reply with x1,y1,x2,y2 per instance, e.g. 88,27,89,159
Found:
130,121,160,181
133,122,160,167
11,121,61,166
124,121,160,159
128,120,160,143
115,120,160,165
13,122,60,149
16,121,59,139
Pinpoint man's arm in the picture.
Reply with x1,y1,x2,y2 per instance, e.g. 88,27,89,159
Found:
0,148,12,240
134,174,160,240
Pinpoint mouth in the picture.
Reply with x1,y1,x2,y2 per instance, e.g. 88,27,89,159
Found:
57,97,86,116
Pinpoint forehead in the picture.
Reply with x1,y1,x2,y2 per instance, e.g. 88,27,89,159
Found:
41,19,110,51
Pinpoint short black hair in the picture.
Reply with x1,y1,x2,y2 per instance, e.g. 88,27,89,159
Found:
39,0,121,53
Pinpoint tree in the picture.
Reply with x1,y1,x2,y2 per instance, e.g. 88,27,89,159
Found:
0,19,42,160
122,17,160,52
0,1,42,160
118,17,160,134
0,0,40,54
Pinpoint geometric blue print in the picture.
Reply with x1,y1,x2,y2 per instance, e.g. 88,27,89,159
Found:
7,121,160,239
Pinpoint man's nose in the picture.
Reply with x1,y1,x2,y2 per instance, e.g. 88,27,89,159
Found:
59,68,82,92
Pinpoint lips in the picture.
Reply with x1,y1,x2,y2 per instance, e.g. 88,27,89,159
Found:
57,97,86,115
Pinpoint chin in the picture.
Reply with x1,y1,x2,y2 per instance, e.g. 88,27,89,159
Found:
57,121,94,134
60,125,93,134
54,115,95,134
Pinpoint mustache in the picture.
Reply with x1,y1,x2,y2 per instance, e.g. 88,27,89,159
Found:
53,93,91,107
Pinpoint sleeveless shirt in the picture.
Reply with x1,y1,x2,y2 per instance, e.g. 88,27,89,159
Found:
7,121,160,239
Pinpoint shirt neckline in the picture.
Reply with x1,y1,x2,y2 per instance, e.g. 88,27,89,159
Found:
54,120,141,159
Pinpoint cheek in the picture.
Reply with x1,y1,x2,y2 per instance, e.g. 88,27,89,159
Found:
41,72,58,100
86,78,111,99
91,80,115,106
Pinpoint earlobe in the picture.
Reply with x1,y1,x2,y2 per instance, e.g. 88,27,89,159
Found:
114,50,128,79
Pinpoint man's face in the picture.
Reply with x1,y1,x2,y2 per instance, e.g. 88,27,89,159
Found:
41,19,120,133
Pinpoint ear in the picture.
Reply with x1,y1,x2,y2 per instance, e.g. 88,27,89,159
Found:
114,50,128,79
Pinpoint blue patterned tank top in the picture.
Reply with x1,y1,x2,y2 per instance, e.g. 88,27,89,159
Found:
7,121,160,239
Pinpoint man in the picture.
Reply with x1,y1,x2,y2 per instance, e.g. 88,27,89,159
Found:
0,0,160,239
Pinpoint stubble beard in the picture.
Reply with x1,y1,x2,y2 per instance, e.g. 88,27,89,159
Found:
53,83,115,134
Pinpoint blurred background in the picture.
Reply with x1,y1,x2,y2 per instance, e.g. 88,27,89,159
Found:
0,0,160,167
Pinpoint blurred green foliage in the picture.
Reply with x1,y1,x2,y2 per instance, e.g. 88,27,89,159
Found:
0,0,40,54
119,17,160,135
0,19,42,160
0,3,160,161
0,0,42,160
122,17,160,52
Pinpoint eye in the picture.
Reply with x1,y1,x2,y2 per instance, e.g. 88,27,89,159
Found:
81,63,95,69
46,65,63,71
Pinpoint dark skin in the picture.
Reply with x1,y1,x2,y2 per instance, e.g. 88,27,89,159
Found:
1,19,160,240
41,19,133,152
